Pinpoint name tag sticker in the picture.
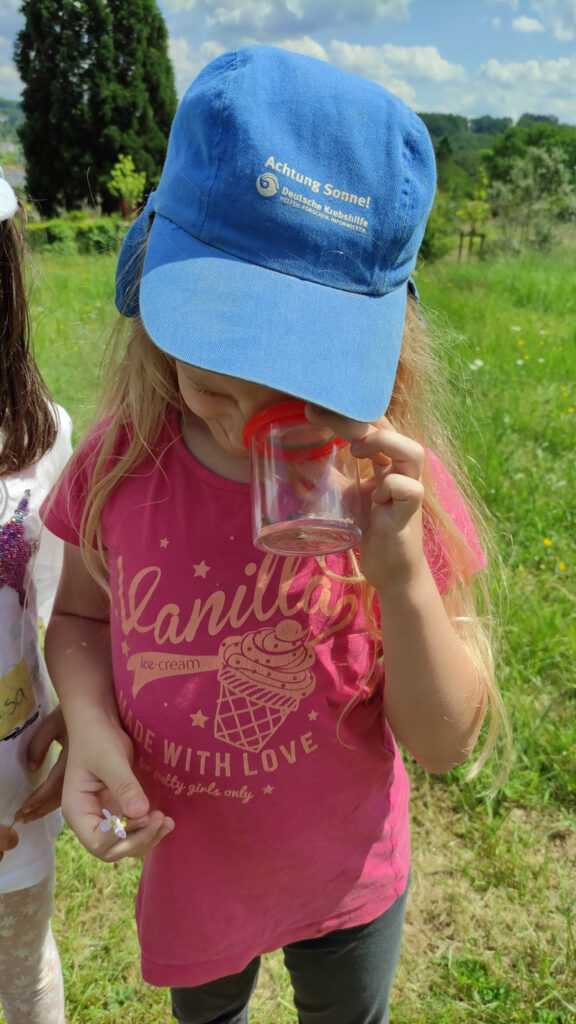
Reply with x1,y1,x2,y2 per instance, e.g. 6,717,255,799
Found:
0,659,36,741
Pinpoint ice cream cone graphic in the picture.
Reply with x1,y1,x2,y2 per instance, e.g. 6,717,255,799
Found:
214,620,315,752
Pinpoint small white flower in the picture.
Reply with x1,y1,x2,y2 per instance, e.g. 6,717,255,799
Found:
100,808,127,840
510,325,522,331
469,358,484,370
516,359,524,365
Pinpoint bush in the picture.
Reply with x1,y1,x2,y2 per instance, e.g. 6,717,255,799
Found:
27,216,123,255
27,219,78,255
76,219,119,254
419,193,458,261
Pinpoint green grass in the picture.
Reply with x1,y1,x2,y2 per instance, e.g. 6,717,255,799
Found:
5,245,573,1024
30,251,118,438
414,250,576,811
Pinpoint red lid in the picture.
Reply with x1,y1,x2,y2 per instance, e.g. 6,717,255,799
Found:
243,400,347,460
243,401,307,447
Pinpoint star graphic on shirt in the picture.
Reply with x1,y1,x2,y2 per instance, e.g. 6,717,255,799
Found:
308,710,318,721
121,641,130,656
263,785,274,795
160,538,169,548
190,710,209,728
193,560,210,578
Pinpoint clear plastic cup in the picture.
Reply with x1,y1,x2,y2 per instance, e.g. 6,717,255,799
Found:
243,400,362,556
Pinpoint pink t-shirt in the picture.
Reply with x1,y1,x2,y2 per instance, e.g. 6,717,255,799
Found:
43,412,484,987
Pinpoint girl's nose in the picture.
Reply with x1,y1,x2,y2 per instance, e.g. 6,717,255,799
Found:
238,386,288,425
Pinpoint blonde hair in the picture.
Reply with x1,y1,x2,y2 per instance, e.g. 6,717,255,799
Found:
72,294,511,786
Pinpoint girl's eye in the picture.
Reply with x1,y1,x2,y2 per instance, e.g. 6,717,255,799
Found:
195,386,219,397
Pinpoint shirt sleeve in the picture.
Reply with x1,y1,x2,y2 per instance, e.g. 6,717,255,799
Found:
40,421,103,547
34,404,74,622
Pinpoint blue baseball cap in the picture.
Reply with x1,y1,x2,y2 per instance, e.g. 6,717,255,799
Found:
115,45,436,422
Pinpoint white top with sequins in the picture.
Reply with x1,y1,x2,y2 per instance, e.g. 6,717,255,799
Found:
0,404,72,894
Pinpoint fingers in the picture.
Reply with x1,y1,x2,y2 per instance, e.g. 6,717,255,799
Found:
305,404,373,444
60,754,171,862
351,427,424,481
92,810,175,863
14,753,66,823
370,471,425,505
102,771,150,820
25,706,66,771
0,824,19,858
68,726,150,820
305,403,424,480
64,782,174,862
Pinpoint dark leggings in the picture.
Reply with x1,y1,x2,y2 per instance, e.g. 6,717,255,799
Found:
171,882,409,1024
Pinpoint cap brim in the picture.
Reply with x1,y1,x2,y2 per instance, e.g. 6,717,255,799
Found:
139,216,407,422
115,194,156,318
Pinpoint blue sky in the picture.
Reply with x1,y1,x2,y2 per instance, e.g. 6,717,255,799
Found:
1,0,576,123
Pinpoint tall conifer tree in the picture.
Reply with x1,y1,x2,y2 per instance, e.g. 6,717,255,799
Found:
14,0,177,214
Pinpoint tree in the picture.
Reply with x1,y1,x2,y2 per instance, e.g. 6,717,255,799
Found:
108,153,146,215
14,0,177,215
456,167,491,234
488,146,573,249
517,113,559,126
485,122,576,184
469,114,513,135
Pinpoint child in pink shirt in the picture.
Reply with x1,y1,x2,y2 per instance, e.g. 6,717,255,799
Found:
42,46,507,1024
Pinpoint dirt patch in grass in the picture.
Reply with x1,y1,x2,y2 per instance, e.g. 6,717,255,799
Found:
393,774,575,1020
252,778,576,1023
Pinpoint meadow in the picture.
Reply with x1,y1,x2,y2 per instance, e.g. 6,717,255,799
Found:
5,244,574,1023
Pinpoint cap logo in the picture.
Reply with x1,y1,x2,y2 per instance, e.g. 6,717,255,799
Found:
256,172,280,197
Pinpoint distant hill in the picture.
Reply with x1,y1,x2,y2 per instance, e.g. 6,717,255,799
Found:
417,111,567,158
417,112,513,153
417,110,575,186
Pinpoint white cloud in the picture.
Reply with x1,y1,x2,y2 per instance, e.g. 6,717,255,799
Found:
491,17,502,28
168,38,227,96
512,15,544,32
163,0,412,41
169,36,328,97
482,54,576,86
273,36,329,62
529,0,576,41
329,41,466,86
488,0,576,40
165,0,411,16
167,35,467,109
325,43,415,101
479,53,576,118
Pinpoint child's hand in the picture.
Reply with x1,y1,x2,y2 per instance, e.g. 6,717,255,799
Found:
306,406,426,591
0,824,19,861
63,720,174,862
14,706,67,823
